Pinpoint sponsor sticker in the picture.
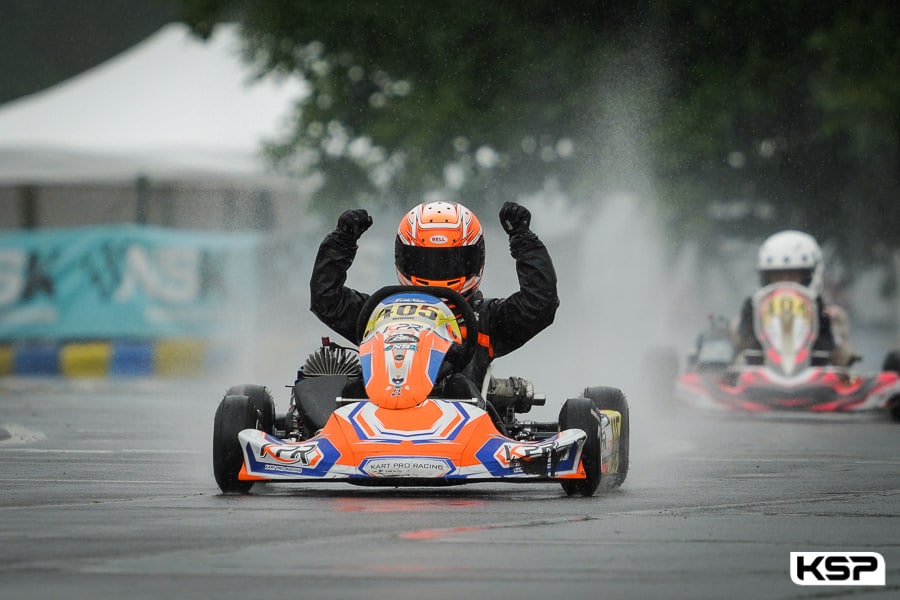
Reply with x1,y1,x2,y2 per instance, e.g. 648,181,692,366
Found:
264,464,306,474
361,457,453,477
260,441,323,467
790,552,885,586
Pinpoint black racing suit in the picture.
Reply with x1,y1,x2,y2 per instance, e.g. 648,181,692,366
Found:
309,228,559,388
734,295,835,364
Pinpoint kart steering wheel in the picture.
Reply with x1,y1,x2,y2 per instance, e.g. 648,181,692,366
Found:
356,285,478,373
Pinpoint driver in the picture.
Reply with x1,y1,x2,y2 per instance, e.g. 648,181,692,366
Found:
732,229,855,366
309,199,559,389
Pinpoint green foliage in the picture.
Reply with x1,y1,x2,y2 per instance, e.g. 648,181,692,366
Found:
176,0,648,213
646,1,899,259
172,0,900,261
0,0,176,104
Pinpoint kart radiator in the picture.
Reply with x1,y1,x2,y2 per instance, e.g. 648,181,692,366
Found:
299,338,361,378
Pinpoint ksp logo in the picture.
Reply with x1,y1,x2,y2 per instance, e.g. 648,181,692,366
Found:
790,552,885,586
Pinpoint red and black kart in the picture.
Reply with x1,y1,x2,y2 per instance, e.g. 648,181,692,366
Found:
668,283,900,419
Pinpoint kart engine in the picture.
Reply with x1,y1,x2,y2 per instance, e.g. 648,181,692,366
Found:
486,376,545,417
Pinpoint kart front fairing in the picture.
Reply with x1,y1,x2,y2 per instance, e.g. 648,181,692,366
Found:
677,366,900,413
236,289,593,485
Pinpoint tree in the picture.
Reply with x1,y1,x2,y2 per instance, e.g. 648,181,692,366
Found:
653,1,900,267
175,0,652,217
173,0,900,265
0,0,176,104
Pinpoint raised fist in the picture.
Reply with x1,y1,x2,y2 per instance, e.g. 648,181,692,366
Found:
499,201,531,236
336,209,373,239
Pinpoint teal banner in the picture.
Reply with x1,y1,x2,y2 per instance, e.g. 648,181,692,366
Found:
0,225,259,340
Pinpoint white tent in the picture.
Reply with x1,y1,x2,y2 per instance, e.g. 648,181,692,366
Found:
0,23,307,184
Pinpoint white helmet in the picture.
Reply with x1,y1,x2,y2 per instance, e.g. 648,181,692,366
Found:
756,230,824,296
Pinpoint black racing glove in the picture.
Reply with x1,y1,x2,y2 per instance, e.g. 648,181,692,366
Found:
336,209,373,240
499,201,531,236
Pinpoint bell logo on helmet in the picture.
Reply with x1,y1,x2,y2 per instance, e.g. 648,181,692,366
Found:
430,235,448,244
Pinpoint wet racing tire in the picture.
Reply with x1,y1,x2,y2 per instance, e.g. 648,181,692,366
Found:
884,352,900,421
213,385,276,493
883,350,900,374
559,397,601,497
889,396,900,423
584,386,630,490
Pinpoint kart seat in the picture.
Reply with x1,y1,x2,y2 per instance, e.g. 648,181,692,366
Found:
435,373,504,433
340,376,368,400
436,373,482,401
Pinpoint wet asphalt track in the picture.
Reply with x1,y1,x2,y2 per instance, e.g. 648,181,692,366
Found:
0,376,898,600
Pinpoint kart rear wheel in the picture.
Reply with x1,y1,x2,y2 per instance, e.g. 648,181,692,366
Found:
559,397,601,497
889,396,900,423
224,385,277,431
213,385,275,494
883,350,900,373
584,386,630,490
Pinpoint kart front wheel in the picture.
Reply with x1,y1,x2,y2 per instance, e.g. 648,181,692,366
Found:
212,385,275,494
559,397,601,497
584,386,630,490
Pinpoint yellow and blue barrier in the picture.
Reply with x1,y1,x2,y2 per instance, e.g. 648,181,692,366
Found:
0,339,225,377
1,225,258,377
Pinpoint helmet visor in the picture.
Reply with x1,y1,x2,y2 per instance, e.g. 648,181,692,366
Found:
395,239,485,281
761,268,813,287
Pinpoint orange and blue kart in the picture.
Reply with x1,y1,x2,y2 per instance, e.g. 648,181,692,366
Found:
213,286,629,496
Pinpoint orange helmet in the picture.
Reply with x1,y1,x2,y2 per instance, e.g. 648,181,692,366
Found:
395,201,485,297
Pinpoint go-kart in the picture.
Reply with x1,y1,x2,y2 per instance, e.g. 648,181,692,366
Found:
213,286,630,496
671,282,900,419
